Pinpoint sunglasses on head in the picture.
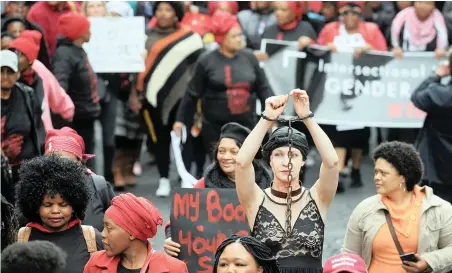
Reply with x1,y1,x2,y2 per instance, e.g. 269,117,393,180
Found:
341,9,361,16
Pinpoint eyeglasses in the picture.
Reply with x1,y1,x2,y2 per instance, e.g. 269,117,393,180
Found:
341,9,361,16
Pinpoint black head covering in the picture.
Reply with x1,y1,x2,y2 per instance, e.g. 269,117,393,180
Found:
204,122,270,189
219,122,250,146
153,1,185,22
262,126,309,164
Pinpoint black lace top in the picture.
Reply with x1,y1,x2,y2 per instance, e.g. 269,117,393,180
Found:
251,189,324,273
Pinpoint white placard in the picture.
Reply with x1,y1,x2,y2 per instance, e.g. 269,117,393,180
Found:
83,16,146,73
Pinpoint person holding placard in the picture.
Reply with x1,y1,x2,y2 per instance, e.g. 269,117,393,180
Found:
317,1,388,192
132,1,204,197
82,1,136,188
163,122,272,257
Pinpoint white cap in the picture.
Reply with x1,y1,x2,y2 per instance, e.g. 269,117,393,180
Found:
0,50,18,72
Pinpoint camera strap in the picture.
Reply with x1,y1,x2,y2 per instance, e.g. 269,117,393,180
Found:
384,210,405,256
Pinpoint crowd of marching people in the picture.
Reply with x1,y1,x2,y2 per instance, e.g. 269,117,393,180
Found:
1,1,452,273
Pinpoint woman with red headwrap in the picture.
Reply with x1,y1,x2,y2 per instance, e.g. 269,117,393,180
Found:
45,127,116,232
84,193,188,273
207,1,239,16
261,1,317,52
317,1,387,193
174,10,274,161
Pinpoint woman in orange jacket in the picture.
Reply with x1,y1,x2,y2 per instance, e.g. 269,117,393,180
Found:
83,193,188,273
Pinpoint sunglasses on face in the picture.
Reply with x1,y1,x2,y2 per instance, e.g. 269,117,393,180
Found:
341,9,361,16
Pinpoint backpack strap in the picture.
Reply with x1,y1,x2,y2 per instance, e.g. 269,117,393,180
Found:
81,225,97,253
17,227,32,243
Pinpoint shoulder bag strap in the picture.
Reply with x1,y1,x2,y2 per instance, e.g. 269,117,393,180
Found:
17,227,32,242
384,210,405,256
81,225,98,253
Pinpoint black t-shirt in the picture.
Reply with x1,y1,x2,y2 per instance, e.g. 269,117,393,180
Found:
262,21,318,91
117,263,142,273
176,49,274,129
29,224,103,273
1,87,36,166
262,20,317,55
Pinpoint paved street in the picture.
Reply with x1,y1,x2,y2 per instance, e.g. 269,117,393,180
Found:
94,124,377,264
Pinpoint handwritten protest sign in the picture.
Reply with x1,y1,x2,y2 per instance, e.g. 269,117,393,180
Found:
171,188,250,273
83,17,146,73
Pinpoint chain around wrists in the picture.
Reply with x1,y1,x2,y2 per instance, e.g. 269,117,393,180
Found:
260,112,314,123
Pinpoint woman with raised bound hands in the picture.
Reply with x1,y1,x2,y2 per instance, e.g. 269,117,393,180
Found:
235,89,339,273
163,122,272,257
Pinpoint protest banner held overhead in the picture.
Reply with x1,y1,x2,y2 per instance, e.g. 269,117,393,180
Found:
171,188,250,273
83,17,146,73
260,39,442,128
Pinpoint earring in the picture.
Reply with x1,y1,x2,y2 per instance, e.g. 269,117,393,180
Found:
400,182,406,192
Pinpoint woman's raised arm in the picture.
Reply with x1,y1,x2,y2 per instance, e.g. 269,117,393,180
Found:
235,95,288,220
291,90,339,215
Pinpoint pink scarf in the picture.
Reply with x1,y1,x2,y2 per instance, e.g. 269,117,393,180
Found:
402,7,439,48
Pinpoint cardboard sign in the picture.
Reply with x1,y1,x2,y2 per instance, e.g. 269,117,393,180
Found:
83,17,146,73
171,188,250,273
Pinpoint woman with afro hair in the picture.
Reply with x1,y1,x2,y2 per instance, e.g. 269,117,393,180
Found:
16,155,103,273
342,141,452,273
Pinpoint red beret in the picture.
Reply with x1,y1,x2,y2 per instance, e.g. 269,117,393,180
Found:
45,127,94,160
58,13,90,40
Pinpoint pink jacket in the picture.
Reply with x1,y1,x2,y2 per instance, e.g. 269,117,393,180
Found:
32,60,74,131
